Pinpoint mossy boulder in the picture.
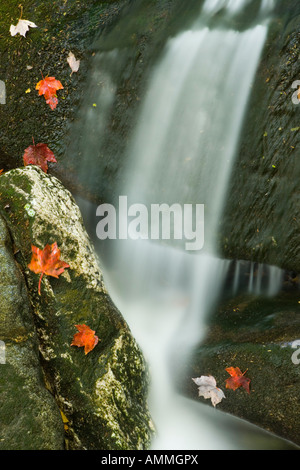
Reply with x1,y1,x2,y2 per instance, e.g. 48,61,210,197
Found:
0,166,154,450
0,212,64,450
183,290,300,447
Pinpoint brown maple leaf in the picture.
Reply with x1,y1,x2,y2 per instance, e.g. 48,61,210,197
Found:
225,367,251,393
71,324,99,355
23,142,57,172
28,242,70,295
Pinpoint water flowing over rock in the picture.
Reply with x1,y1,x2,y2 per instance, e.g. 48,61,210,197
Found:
0,0,299,451
0,166,154,450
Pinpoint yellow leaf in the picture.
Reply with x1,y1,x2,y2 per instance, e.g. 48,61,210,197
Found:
60,410,69,423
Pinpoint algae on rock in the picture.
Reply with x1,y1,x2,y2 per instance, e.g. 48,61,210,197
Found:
0,212,64,450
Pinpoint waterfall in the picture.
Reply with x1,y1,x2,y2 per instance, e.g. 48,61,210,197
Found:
91,0,276,450
231,260,284,297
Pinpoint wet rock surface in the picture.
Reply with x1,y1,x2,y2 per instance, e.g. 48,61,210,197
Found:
0,166,154,450
0,213,64,450
0,0,201,203
220,1,300,272
183,289,300,447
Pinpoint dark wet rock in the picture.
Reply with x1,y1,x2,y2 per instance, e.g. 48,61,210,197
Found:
183,291,300,447
0,0,127,189
0,212,64,450
0,0,202,204
0,166,154,450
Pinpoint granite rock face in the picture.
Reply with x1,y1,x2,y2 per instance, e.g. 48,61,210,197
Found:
0,166,154,450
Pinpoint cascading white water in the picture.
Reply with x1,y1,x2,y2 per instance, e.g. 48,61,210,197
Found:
98,0,278,450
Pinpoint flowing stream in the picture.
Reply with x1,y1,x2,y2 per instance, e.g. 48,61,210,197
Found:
77,0,288,449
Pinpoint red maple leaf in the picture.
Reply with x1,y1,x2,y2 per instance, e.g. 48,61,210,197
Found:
36,75,63,109
71,324,99,355
225,367,251,393
23,142,57,173
28,242,70,295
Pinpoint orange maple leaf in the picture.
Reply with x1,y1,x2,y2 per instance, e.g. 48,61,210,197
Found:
225,366,251,394
23,142,57,173
71,324,99,355
28,242,70,295
36,76,63,109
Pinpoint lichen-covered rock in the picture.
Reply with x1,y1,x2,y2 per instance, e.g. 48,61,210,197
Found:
0,166,154,450
220,1,300,272
0,213,64,450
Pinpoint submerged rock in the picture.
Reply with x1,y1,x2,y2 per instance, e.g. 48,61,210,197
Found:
184,291,300,447
0,166,154,450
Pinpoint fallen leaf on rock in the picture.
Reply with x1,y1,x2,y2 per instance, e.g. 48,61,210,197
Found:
71,324,99,355
192,375,225,407
67,52,80,74
36,76,63,99
10,19,37,37
28,242,70,295
36,75,63,109
225,367,251,393
46,96,58,110
23,142,57,172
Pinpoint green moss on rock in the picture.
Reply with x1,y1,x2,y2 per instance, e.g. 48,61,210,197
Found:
0,166,154,449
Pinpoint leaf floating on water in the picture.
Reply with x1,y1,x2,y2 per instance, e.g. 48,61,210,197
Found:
192,375,225,407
